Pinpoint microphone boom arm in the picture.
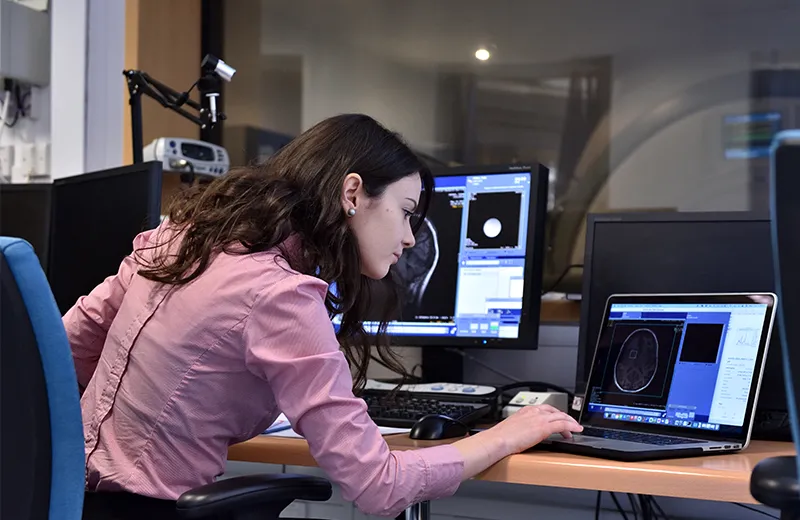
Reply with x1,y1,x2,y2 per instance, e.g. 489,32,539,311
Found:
124,68,226,164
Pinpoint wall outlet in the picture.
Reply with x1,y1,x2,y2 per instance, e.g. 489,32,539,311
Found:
11,143,35,182
0,145,14,181
34,141,49,175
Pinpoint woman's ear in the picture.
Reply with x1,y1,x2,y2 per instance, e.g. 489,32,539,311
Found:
341,173,364,214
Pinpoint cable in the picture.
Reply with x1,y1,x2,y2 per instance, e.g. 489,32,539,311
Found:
2,81,24,128
0,90,11,145
627,493,639,520
595,491,602,520
647,496,669,519
541,263,582,295
734,503,779,519
609,492,630,520
444,347,521,383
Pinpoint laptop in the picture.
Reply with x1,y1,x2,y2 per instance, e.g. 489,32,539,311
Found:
547,293,777,461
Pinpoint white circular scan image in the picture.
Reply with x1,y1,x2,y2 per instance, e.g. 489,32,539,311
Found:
483,218,502,238
614,328,659,393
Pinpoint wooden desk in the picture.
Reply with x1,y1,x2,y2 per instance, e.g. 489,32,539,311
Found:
229,435,794,505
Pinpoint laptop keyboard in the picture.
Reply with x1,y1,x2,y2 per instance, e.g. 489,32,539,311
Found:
581,427,702,446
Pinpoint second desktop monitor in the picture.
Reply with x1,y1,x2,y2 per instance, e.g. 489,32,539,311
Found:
349,164,549,349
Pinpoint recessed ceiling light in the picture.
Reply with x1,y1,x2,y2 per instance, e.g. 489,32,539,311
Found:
475,48,491,61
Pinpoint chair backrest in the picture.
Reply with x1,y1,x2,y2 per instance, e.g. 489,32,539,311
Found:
0,237,85,520
770,131,800,470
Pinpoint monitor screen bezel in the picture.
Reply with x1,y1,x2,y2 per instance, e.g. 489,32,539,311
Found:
47,161,163,313
579,292,776,444
51,161,163,229
575,211,771,395
383,163,549,350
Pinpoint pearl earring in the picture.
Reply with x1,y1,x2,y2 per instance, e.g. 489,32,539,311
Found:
347,208,356,217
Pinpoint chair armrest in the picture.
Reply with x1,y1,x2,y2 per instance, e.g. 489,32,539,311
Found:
176,473,332,519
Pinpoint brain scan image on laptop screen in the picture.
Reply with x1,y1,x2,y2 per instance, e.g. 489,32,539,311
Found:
592,320,682,409
614,328,659,393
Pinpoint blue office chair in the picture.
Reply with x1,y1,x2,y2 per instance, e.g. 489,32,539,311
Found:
750,132,800,519
0,237,332,520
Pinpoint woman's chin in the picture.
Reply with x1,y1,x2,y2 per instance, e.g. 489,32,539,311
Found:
361,264,391,280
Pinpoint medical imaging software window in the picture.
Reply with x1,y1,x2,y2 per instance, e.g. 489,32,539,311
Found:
389,172,532,339
585,303,769,434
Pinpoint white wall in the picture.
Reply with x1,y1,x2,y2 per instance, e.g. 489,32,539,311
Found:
299,48,440,155
48,0,87,179
84,0,124,174
254,2,442,154
48,0,124,180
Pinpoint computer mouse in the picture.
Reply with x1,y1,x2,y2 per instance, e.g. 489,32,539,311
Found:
409,414,470,440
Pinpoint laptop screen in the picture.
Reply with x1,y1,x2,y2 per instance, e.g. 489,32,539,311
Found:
583,297,773,438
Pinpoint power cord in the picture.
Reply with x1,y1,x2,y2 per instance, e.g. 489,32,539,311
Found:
444,347,521,383
443,347,575,420
627,493,639,520
593,494,777,520
609,492,630,520
1,80,26,128
595,491,602,520
594,493,672,520
646,496,669,519
734,503,779,519
541,263,583,295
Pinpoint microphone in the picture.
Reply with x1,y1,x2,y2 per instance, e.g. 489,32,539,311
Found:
206,92,219,124
201,54,236,82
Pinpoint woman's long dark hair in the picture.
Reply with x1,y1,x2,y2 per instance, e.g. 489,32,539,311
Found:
136,114,434,392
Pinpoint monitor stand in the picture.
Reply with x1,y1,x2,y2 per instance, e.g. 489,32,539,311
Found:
421,348,464,383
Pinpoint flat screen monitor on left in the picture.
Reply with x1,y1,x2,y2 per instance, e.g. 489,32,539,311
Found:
48,161,163,313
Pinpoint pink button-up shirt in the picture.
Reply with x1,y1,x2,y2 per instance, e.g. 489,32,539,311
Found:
63,226,464,517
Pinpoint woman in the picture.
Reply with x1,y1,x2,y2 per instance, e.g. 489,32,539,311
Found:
67,114,581,519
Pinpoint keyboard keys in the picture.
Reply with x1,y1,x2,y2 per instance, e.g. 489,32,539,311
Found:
581,427,700,446
363,393,490,428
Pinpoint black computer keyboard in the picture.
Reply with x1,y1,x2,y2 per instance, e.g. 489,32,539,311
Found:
581,427,702,446
364,392,491,428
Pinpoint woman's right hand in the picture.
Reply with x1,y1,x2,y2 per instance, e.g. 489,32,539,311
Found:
452,405,582,479
486,404,583,456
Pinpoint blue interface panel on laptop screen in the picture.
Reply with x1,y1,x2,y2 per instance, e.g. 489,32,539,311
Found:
333,171,532,340
585,302,769,435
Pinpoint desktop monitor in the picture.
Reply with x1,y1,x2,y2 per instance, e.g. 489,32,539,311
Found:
48,162,162,313
336,164,549,350
577,212,788,439
0,184,52,270
770,131,800,450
